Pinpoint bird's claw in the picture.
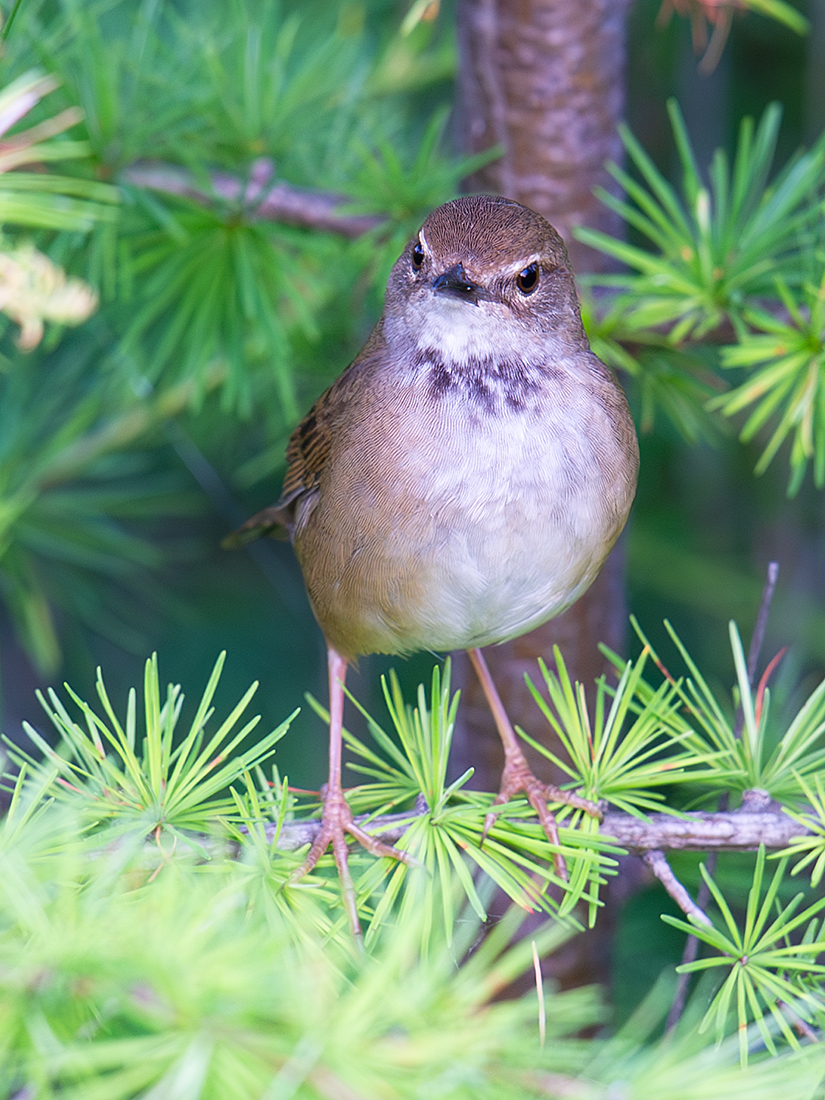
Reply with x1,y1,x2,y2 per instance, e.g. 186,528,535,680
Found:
288,785,414,938
483,755,600,881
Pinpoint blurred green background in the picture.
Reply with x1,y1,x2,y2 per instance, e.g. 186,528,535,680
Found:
1,0,823,780
0,0,823,1019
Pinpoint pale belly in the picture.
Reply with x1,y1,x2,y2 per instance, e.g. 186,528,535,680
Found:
393,516,603,653
295,381,632,659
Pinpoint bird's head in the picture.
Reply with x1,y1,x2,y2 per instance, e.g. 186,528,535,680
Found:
383,195,587,363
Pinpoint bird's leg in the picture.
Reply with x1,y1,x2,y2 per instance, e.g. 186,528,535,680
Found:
289,646,413,938
467,647,600,880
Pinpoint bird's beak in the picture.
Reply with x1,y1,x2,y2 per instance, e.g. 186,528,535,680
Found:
431,262,489,305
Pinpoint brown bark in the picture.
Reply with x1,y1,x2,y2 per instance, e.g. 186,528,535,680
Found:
121,161,383,238
265,804,806,856
456,0,629,273
451,0,632,795
452,0,633,990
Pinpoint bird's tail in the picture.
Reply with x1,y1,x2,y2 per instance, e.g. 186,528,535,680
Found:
221,504,291,549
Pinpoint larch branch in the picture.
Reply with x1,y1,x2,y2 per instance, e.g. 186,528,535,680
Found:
642,849,712,925
121,159,385,238
260,803,808,854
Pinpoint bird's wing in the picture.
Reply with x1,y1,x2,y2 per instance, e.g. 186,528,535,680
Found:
222,330,380,548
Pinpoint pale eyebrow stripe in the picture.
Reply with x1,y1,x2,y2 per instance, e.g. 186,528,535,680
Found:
501,253,541,277
414,239,541,274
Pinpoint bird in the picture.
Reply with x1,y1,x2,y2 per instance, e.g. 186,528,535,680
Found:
225,194,639,933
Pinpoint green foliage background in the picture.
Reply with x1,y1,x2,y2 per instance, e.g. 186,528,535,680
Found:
0,0,825,1094
0,0,473,783
0,0,822,764
5,634,825,1094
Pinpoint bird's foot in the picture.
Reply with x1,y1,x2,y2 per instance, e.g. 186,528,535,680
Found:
483,752,601,881
288,783,413,939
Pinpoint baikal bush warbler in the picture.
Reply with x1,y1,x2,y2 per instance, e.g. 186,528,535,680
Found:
225,195,639,933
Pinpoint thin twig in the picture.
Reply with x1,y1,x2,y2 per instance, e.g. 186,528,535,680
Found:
129,803,813,891
642,849,712,925
747,561,780,687
121,160,385,238
601,808,803,852
668,560,779,1032
260,804,805,854
665,848,716,1033
734,561,780,741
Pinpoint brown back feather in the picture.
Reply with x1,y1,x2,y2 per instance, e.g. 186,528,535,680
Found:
223,325,382,549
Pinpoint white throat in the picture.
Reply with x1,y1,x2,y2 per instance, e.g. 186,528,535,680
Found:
408,295,532,364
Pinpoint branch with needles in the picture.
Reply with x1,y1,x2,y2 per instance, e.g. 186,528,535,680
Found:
666,560,780,1032
642,849,712,926
121,159,385,238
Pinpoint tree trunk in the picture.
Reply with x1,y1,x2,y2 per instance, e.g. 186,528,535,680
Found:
451,0,632,793
456,0,629,273
451,0,637,986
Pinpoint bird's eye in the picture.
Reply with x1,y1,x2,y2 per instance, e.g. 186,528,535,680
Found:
516,263,539,294
411,241,425,270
